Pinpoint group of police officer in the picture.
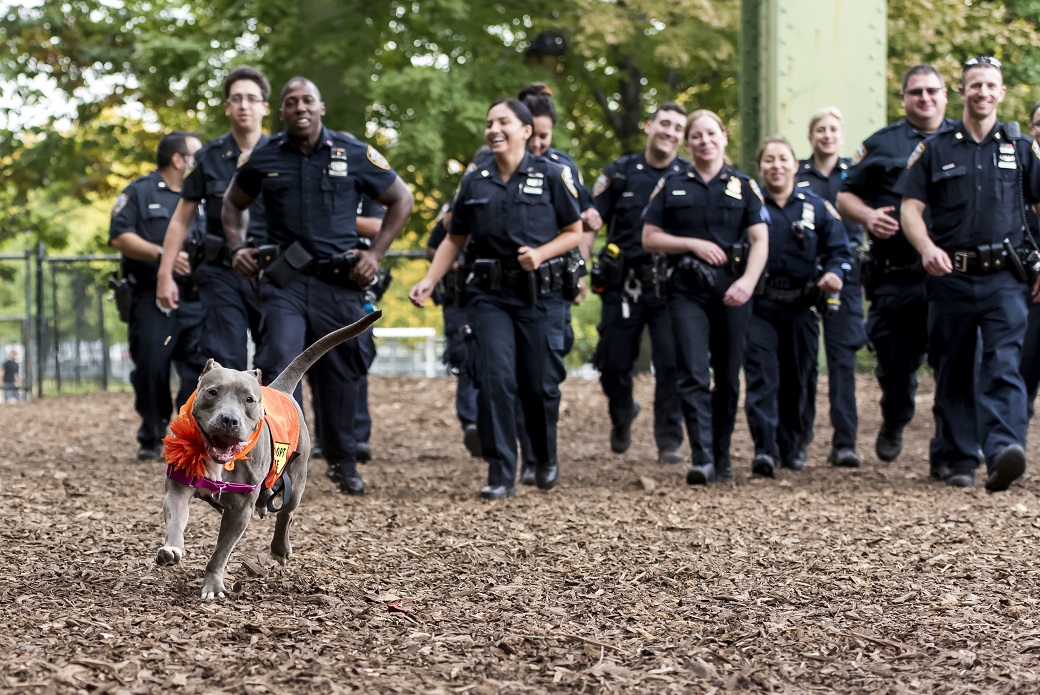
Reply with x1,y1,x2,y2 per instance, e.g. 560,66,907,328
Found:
109,56,1039,498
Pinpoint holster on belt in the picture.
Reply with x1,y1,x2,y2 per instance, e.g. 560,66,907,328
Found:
261,241,313,289
201,233,231,267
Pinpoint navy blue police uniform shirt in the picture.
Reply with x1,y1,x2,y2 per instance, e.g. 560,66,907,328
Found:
110,171,200,286
896,120,1040,251
232,128,398,258
642,165,767,249
592,153,688,262
763,189,852,280
460,147,593,215
182,132,270,243
450,151,582,259
843,118,957,261
796,157,864,248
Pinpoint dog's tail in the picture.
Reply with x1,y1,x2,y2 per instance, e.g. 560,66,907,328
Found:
269,311,382,394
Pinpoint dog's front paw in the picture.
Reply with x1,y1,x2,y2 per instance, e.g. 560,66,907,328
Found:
200,579,228,601
156,545,183,566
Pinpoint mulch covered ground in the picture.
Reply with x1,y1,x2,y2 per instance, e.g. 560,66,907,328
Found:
3,373,1040,694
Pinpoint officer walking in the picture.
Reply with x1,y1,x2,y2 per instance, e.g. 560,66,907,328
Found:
642,110,769,485
222,77,413,496
1020,101,1040,420
583,102,688,463
747,136,851,477
796,107,865,469
838,64,956,469
898,55,1040,491
109,131,205,460
156,66,271,373
409,98,583,499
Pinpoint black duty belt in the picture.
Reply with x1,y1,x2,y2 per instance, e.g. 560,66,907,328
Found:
948,244,1008,276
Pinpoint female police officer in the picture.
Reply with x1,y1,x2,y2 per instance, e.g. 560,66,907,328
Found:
747,136,851,477
642,110,769,485
796,108,865,469
409,99,583,499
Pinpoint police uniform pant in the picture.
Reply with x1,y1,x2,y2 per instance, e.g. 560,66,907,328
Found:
443,303,478,426
259,276,368,473
127,289,205,448
865,280,928,431
1020,299,1040,420
668,280,751,471
801,272,868,450
925,272,1028,474
194,263,264,372
467,287,568,489
354,331,377,444
593,290,683,451
745,298,820,462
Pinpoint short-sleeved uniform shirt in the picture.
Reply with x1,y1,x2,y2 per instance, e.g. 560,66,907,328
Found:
232,128,398,258
451,151,581,260
181,132,270,243
642,165,767,249
843,118,957,262
896,119,1040,251
592,152,687,263
796,157,864,248
762,189,852,280
109,171,201,286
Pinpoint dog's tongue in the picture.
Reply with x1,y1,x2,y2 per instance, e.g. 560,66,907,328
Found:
207,437,247,463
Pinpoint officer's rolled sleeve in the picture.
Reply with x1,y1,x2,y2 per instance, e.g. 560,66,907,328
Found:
181,161,207,204
548,169,582,228
592,162,619,220
232,161,264,200
819,207,853,277
894,148,929,203
109,188,140,240
641,182,667,228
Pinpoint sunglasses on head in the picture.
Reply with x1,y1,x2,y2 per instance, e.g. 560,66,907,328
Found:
964,55,1002,70
905,87,943,97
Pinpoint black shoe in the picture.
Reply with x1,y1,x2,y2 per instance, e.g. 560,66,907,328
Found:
310,443,325,460
610,402,640,454
462,423,482,457
356,442,372,463
657,448,683,465
137,444,162,461
945,472,976,488
828,447,861,468
519,463,537,486
686,463,715,485
929,464,952,482
782,449,807,471
324,465,342,484
752,454,777,478
338,471,366,496
876,425,903,462
714,463,734,483
986,444,1026,493
536,460,559,490
479,485,516,500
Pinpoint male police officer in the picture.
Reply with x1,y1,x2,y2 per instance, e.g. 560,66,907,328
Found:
583,102,688,463
898,56,1040,491
109,131,205,460
222,77,413,496
156,66,271,373
838,64,955,467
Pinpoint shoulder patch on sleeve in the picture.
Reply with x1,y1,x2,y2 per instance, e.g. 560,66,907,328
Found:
852,143,867,166
366,145,391,170
592,174,610,198
824,200,842,221
236,151,251,168
1032,139,1040,161
112,192,129,218
561,166,578,199
748,178,764,204
185,156,198,177
648,176,666,203
905,142,925,170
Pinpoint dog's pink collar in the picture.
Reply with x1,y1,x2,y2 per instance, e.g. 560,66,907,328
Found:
166,464,260,495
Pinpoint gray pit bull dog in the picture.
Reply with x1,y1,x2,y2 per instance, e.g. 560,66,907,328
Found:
155,311,380,600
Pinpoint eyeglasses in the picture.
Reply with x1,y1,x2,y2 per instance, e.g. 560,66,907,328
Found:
905,87,943,97
964,56,1002,70
226,94,265,105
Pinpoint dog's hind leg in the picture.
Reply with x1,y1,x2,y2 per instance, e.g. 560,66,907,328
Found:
200,501,254,600
270,468,306,564
156,479,195,566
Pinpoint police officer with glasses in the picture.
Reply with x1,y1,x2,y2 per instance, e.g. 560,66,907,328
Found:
898,55,1040,491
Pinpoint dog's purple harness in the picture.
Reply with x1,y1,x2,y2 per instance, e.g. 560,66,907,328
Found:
166,465,261,495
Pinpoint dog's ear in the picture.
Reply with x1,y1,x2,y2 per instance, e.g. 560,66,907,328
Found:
249,369,262,384
200,359,223,377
